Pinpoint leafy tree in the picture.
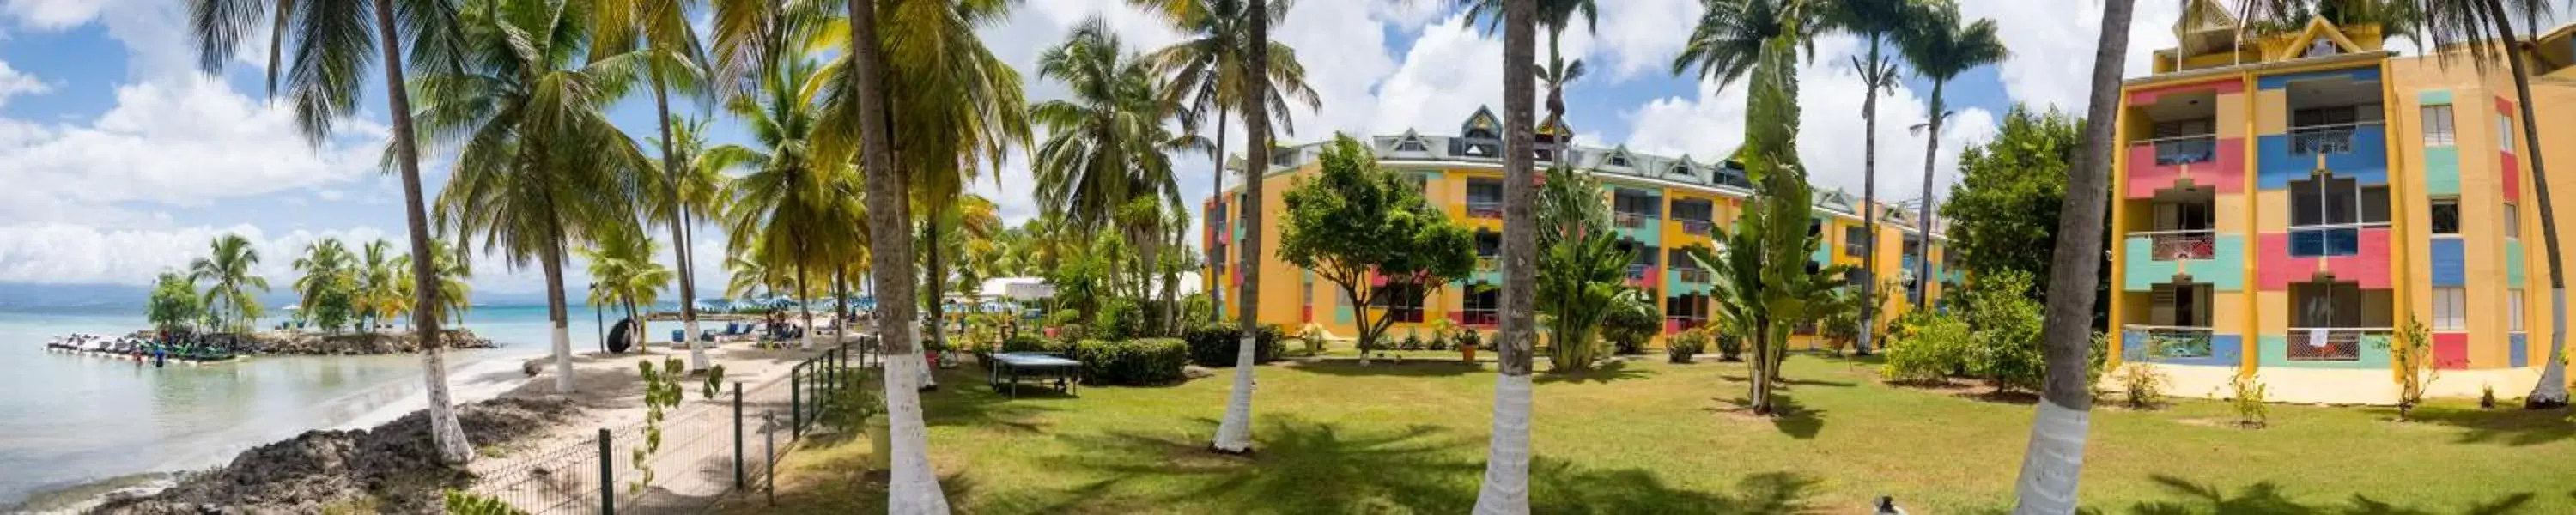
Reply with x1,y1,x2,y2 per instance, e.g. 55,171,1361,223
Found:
1899,0,2008,304
582,223,677,348
1941,106,2081,280
1277,135,1475,353
593,0,715,372
191,233,270,333
1531,167,1631,372
713,55,867,354
358,239,406,331
148,272,204,334
293,238,359,333
2384,320,2439,421
1601,288,1662,355
1960,270,2045,393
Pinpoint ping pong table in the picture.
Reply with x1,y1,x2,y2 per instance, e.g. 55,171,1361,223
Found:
987,352,1081,397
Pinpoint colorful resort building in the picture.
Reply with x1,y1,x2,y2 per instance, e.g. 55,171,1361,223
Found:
2109,6,2576,403
1201,106,1959,350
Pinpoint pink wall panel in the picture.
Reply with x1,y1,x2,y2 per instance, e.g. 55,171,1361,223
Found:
2503,152,2521,201
2433,332,2470,369
2128,78,2246,105
2124,138,2244,199
2256,228,2393,289
2256,233,2306,289
2319,228,2394,289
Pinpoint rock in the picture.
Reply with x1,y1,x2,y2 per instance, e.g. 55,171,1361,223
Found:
238,330,497,356
1181,365,1216,380
87,397,577,515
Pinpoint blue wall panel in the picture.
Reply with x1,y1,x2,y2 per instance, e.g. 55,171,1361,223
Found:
2430,239,2466,287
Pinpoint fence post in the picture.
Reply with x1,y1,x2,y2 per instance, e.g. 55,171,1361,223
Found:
598,427,614,515
764,411,777,506
732,381,744,491
791,365,803,439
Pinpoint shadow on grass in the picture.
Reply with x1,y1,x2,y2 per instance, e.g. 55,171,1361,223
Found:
1716,375,1860,389
1043,416,1820,514
914,368,1067,435
1536,360,1654,385
1708,392,1826,439
2384,405,2576,447
2092,475,2535,515
1284,360,1485,378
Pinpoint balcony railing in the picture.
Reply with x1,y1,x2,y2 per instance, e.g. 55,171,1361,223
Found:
1615,212,1655,229
1667,317,1707,331
2136,229,2217,261
2125,324,2215,358
1626,264,1651,280
1475,256,1499,271
2285,327,2385,361
2140,135,2217,166
1461,310,1500,327
1675,267,1712,283
2285,222,2388,258
1680,219,1715,236
1467,201,1504,219
2289,122,2375,155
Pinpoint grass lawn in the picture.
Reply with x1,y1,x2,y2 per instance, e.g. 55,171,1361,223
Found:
726,354,2576,514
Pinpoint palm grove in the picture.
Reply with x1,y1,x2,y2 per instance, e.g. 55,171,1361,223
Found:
160,0,2576,511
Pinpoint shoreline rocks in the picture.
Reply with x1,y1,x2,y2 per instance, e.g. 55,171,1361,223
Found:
87,397,578,515
240,330,498,356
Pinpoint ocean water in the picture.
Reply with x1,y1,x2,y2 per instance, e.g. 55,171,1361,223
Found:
0,303,657,509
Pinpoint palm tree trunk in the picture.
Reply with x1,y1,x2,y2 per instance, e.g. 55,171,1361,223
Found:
653,76,706,372
922,217,945,390
846,0,949,510
544,244,576,393
372,0,470,465
1856,35,1882,356
2010,0,2129,511
1914,82,1944,308
1210,112,1229,324
2484,0,2572,408
1473,0,1538,511
1750,319,1773,415
798,260,817,354
1212,0,1273,455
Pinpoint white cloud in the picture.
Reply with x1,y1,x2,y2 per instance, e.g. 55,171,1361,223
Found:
1590,0,1698,81
0,78,385,224
0,59,47,107
1965,0,2181,112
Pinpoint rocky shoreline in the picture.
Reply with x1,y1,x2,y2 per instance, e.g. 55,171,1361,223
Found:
235,330,498,356
86,397,579,515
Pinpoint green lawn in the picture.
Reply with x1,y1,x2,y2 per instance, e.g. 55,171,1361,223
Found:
727,354,2576,514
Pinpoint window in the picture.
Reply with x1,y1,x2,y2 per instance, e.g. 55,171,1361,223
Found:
2289,177,2388,227
2431,288,2467,330
1271,148,1297,167
2305,39,2340,58
2292,281,2366,328
2294,106,2359,127
1613,191,1662,217
2431,199,2461,235
1394,139,1428,152
2154,201,2215,231
1373,282,1425,323
2153,118,2215,137
1474,231,1501,258
1412,173,1430,196
1673,199,1714,223
1607,154,1631,167
1467,178,1503,202
1844,227,1869,257
1669,165,1695,178
1667,294,1706,320
1668,249,1699,270
2499,116,2514,154
2421,105,2456,147
2506,203,2522,239
2511,288,2527,331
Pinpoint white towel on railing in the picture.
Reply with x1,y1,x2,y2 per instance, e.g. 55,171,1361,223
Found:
2306,329,2329,348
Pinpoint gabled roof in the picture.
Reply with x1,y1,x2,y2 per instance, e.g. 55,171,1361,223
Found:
1814,189,1856,215
2175,0,2239,35
1390,129,1433,152
2272,17,2364,61
1461,106,1501,136
1536,114,1573,137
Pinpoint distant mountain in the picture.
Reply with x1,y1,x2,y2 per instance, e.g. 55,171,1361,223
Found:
0,282,689,315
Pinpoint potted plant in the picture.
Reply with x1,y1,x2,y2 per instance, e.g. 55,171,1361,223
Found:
1456,329,1481,362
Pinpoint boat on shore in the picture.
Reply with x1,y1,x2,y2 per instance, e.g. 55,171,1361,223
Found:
42,335,243,366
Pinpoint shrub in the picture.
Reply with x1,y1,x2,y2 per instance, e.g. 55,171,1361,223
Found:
1069,338,1189,385
1297,324,1330,355
1455,329,1482,350
2085,331,2110,399
2114,363,2167,409
1601,294,1662,355
444,490,528,515
2229,374,2269,429
1714,333,1745,361
1668,328,1710,364
1398,333,1425,351
1001,335,1058,354
2383,320,2439,421
2482,384,2498,409
1180,324,1282,367
1881,313,1972,384
1091,299,1143,341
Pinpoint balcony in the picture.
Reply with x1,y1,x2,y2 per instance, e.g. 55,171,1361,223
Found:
1666,317,1707,333
1467,201,1503,219
2125,325,2215,358
1626,264,1651,281
2146,135,2217,166
1675,267,1711,284
1460,309,1499,327
2140,229,2216,261
2289,123,2370,155
2284,327,2384,361
1615,212,1654,229
1680,219,1715,236
1474,256,1499,271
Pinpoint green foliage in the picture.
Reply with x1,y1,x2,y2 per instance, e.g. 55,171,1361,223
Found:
1534,167,1631,372
2480,384,2497,409
1941,106,2081,280
147,272,204,332
190,233,270,332
1067,338,1190,385
1297,324,1331,355
631,357,686,494
2381,320,2439,421
700,365,727,401
1957,270,2044,392
2230,374,2271,429
2115,363,2169,409
1454,328,1483,350
1601,289,1662,355
1668,328,1710,364
442,490,528,515
1277,134,1476,351
1002,335,1058,354
1181,324,1284,367
823,367,885,435
1091,297,1145,341
1882,313,1973,384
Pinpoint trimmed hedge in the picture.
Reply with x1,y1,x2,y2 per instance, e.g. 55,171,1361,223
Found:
1068,338,1190,385
1181,324,1285,367
1000,335,1059,354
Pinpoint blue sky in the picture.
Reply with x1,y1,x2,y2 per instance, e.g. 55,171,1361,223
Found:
0,0,2190,296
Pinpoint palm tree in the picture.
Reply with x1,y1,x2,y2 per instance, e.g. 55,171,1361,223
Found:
2402,0,2569,407
724,249,781,300
2008,0,2132,510
712,55,867,355
416,0,653,394
650,114,735,368
595,0,714,371
1030,18,1192,233
1129,0,1322,324
292,238,356,332
190,234,270,333
416,239,476,327
187,0,475,465
360,239,405,331
581,223,677,348
1463,0,1597,124
1534,167,1634,372
1899,0,2006,307
1820,0,1915,354
1472,0,1540,510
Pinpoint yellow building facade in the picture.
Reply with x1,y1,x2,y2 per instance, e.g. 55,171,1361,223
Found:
2111,6,2576,403
1202,107,1953,349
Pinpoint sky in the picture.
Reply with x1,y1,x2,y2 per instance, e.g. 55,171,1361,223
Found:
0,0,2210,297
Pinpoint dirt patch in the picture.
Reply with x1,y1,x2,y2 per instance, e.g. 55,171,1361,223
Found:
89,397,578,515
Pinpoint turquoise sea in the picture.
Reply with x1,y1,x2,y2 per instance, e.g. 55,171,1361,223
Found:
0,302,657,510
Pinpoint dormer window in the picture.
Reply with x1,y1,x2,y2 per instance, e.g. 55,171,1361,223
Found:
1607,155,1631,167
1669,165,1694,178
2305,39,2338,58
1394,140,1428,152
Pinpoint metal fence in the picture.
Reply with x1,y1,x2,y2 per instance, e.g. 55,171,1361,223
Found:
467,341,871,514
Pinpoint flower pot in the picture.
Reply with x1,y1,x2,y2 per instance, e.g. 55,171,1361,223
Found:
1461,343,1478,362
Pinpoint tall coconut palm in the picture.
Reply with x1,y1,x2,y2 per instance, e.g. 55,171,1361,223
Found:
647,114,734,368
581,222,677,345
595,0,714,370
1031,17,1192,233
2005,0,2130,511
713,55,867,355
2388,0,2570,406
190,234,270,333
1464,0,1596,124
292,238,354,331
360,239,406,330
415,238,476,327
1821,0,1914,354
724,249,779,300
1471,0,1540,510
1899,0,2006,307
416,0,653,394
188,0,476,465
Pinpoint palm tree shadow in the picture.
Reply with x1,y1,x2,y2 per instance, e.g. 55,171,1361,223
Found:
1536,360,1653,384
1529,464,1820,514
2389,405,2575,446
1710,392,1826,439
2102,475,2535,515
914,367,1066,434
1285,360,1486,377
